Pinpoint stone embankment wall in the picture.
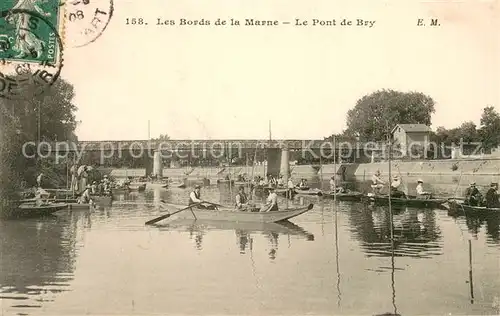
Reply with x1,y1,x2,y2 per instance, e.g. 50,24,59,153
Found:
102,158,500,188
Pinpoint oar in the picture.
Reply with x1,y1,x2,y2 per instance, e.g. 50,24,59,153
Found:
201,200,224,208
145,202,201,225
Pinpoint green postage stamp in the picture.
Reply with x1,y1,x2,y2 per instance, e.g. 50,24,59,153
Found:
0,0,63,64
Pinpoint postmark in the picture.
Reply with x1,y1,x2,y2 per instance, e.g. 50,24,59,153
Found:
0,2,64,99
62,0,113,48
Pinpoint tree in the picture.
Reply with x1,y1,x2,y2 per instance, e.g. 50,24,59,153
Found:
344,89,435,141
478,106,500,150
152,134,170,141
0,78,78,215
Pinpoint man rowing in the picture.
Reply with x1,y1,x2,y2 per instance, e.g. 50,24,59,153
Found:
235,186,249,210
390,175,406,198
416,179,432,199
484,182,500,208
189,185,216,210
371,170,385,194
260,187,278,212
330,175,347,194
464,182,482,206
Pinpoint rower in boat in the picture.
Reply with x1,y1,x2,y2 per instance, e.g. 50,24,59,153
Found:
189,185,216,210
298,179,308,190
259,187,278,212
277,175,284,187
484,182,500,208
235,186,252,210
330,175,347,194
269,175,277,187
416,179,432,199
464,182,482,206
390,175,406,198
371,170,385,195
79,185,92,204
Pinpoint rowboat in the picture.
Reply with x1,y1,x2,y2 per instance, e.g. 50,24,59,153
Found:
362,194,447,208
112,187,130,194
128,183,146,191
90,195,113,206
217,179,234,184
322,191,363,201
294,188,323,196
159,203,314,223
7,202,69,219
446,199,500,215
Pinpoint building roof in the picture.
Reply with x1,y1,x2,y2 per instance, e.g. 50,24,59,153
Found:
391,124,432,134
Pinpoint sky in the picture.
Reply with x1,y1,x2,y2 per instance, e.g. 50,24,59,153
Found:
60,0,499,141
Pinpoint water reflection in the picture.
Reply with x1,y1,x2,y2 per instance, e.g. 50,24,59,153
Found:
448,211,500,244
347,203,443,258
154,219,314,259
0,213,82,313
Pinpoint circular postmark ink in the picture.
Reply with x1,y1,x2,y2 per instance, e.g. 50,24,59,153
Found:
61,0,113,48
0,8,64,100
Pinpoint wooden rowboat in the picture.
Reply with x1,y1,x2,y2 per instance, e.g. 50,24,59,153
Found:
446,199,500,215
90,195,113,206
362,194,447,208
322,191,363,201
128,183,146,192
159,203,314,223
294,188,323,196
8,202,69,219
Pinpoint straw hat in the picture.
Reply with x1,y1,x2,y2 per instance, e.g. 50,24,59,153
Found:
417,179,423,183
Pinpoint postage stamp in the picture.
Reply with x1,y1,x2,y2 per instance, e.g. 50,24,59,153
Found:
62,0,113,48
0,1,64,99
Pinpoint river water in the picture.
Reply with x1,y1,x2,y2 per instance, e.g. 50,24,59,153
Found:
1,180,499,315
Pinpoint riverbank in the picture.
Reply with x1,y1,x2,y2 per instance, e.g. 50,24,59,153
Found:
102,157,500,181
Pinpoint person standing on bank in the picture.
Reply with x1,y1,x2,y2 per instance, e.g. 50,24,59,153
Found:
36,172,43,188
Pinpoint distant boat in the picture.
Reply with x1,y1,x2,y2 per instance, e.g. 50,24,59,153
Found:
446,199,500,215
322,191,363,201
128,183,146,192
362,194,447,208
6,202,69,219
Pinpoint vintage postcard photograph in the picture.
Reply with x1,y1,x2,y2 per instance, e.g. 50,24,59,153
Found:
0,0,499,315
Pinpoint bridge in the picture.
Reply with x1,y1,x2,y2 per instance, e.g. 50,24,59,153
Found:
41,139,377,151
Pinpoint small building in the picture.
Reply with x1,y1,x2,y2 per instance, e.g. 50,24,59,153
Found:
391,124,432,158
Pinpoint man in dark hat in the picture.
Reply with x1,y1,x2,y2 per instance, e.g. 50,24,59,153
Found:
235,186,249,210
484,182,500,208
464,182,482,206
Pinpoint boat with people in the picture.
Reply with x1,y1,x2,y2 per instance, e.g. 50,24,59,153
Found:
7,202,69,219
445,198,500,215
147,202,314,224
361,194,447,208
322,191,363,201
128,183,146,192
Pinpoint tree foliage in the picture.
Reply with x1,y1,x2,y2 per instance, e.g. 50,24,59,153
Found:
0,78,78,215
151,134,170,141
479,106,500,150
344,89,436,141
